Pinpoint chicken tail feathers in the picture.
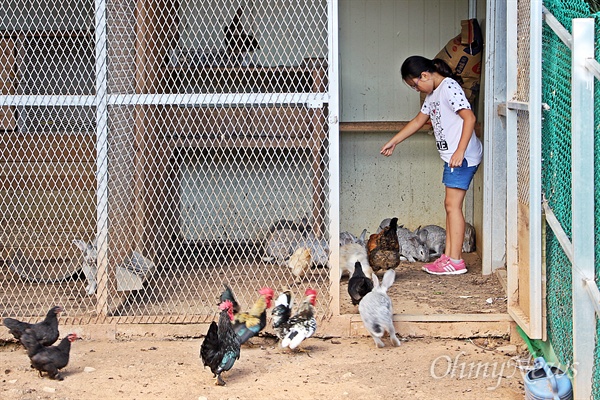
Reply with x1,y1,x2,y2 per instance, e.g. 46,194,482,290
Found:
233,322,261,344
388,217,398,233
219,284,240,314
200,322,220,371
2,318,28,339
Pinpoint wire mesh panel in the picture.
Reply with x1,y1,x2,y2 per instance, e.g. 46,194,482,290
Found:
1,0,333,324
514,0,533,321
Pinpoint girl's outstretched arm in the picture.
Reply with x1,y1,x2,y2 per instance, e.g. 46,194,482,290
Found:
380,112,429,157
448,108,476,167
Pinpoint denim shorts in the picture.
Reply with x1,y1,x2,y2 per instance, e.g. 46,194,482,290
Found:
442,160,479,190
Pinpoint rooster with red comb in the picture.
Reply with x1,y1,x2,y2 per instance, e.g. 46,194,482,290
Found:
200,300,241,386
280,288,318,352
232,286,275,345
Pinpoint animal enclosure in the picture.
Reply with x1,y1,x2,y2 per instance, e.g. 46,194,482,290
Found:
0,0,335,323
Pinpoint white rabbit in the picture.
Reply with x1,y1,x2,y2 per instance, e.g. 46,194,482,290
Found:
339,242,373,280
358,269,401,348
73,238,98,295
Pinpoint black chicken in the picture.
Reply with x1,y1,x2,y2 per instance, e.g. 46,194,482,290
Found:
271,290,293,340
348,261,374,305
223,7,260,55
20,329,78,380
218,283,241,315
3,306,63,346
200,300,241,386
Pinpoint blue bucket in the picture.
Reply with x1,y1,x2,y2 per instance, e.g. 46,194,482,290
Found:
524,357,573,400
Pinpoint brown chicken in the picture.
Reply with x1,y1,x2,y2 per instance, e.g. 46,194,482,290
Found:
367,217,400,272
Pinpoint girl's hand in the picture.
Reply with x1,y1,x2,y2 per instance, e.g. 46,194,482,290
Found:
449,149,465,168
380,142,396,157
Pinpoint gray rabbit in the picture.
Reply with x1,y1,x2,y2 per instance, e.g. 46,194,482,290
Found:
358,269,401,348
414,225,446,258
296,233,330,267
376,218,393,234
73,238,98,295
263,218,311,265
463,223,476,253
340,229,367,247
396,226,429,263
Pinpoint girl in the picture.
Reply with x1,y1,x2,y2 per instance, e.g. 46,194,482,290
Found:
380,55,482,275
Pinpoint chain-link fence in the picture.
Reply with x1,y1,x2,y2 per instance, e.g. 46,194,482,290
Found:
542,0,600,398
0,0,334,325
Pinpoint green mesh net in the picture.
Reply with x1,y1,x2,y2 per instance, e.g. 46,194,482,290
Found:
542,0,600,397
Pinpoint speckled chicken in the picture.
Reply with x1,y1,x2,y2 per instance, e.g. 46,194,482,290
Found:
287,247,312,283
280,289,318,351
3,306,63,346
20,329,78,380
367,217,400,272
271,290,293,340
232,287,274,345
200,300,241,386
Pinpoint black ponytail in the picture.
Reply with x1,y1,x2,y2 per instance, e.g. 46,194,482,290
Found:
401,55,459,82
431,58,453,78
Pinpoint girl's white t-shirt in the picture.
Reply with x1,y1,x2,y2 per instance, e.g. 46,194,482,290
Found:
420,77,483,167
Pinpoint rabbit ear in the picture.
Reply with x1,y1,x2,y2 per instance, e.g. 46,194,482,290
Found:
73,239,88,252
371,273,380,288
359,229,367,243
380,269,396,291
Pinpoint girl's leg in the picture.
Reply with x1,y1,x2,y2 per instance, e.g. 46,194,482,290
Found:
444,186,467,260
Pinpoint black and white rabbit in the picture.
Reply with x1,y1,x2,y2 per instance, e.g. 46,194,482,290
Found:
358,269,401,348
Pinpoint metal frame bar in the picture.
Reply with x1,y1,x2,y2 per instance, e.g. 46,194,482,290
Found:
327,0,340,317
571,18,595,400
505,0,521,332
528,0,544,341
94,0,109,315
483,0,507,276
542,6,573,49
0,93,329,107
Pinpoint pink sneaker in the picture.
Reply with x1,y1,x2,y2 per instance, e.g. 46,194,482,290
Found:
421,254,449,271
422,256,467,275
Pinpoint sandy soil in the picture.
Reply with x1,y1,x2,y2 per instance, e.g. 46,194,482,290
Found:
1,334,527,400
341,252,507,315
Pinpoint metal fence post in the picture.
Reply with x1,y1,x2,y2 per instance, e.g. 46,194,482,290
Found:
95,0,109,316
571,17,595,399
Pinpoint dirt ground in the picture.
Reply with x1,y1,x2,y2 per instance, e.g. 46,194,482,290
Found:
341,252,507,315
1,333,528,400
